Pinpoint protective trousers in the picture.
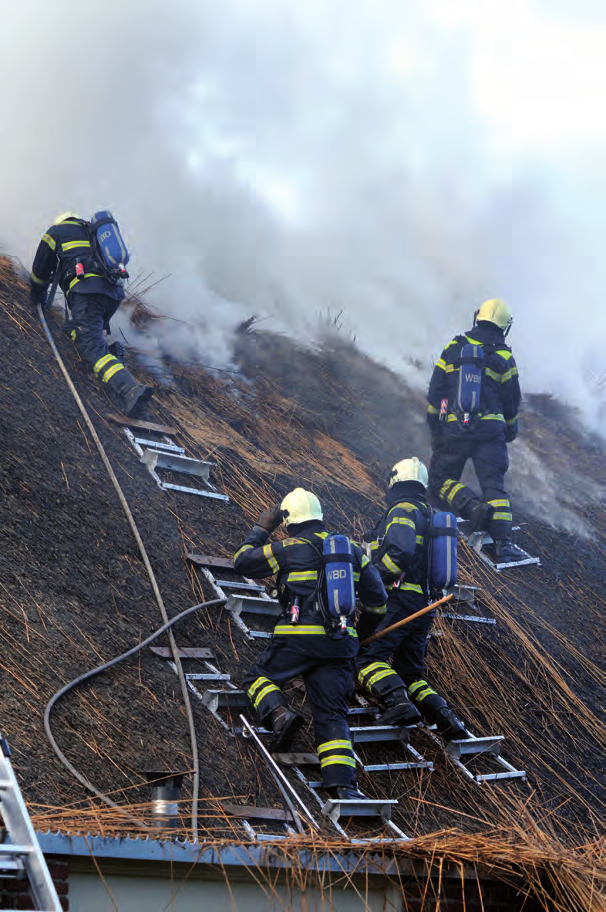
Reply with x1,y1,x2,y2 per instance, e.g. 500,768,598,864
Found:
243,638,357,789
355,592,451,721
355,590,434,697
428,430,512,539
68,292,137,397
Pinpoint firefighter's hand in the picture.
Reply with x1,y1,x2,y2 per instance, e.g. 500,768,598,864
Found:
255,504,283,533
109,341,126,360
30,291,47,310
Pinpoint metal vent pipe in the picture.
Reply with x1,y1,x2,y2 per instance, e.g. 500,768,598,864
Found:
144,771,185,829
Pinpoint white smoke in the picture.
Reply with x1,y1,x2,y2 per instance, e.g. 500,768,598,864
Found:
0,0,605,432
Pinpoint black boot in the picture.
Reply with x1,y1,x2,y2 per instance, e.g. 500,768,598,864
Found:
122,383,154,418
466,500,494,533
104,365,154,419
269,705,304,752
493,539,528,564
379,688,422,726
326,784,368,801
432,708,469,741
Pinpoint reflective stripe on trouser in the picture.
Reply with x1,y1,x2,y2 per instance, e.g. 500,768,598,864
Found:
407,679,447,720
246,675,284,715
355,590,431,692
317,739,356,777
243,638,357,788
93,353,125,383
357,661,402,698
428,432,512,538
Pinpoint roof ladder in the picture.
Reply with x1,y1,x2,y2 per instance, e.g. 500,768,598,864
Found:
423,726,526,783
0,736,62,912
458,523,541,570
441,584,497,625
187,553,281,639
114,416,229,501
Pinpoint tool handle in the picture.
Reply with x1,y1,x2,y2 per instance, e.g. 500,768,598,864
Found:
359,593,453,647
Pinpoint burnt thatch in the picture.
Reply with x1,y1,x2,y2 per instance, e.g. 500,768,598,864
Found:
0,258,604,909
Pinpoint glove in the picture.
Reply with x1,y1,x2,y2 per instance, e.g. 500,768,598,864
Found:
30,290,47,310
108,341,126,360
504,420,518,443
427,413,442,442
255,504,283,533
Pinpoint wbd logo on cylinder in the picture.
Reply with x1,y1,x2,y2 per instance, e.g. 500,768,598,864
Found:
327,569,348,580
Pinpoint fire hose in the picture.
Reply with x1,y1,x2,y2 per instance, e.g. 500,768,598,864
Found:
38,303,208,839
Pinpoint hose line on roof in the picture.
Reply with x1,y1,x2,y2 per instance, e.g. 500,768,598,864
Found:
44,598,226,830
38,304,210,839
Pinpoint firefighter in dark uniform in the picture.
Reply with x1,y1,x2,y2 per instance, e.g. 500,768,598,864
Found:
235,488,387,801
355,458,468,740
29,212,153,417
426,299,525,564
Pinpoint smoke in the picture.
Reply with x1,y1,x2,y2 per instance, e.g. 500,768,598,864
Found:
0,0,605,433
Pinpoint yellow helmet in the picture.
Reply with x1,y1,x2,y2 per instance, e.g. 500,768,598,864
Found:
388,457,428,489
53,211,81,225
476,298,512,331
280,488,323,526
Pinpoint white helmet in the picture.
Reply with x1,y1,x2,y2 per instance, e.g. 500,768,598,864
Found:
388,457,428,489
54,211,81,225
280,488,323,526
476,298,512,331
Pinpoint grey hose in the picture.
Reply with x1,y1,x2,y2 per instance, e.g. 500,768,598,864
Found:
43,598,226,829
37,304,209,838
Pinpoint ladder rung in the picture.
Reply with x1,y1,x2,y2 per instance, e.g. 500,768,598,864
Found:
186,673,231,681
226,595,282,616
474,770,526,782
0,860,24,872
0,844,33,856
350,725,409,743
361,761,432,772
215,579,266,592
445,735,503,759
322,798,398,823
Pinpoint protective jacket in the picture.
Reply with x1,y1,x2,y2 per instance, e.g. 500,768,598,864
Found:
426,321,521,440
30,219,125,306
234,519,387,658
369,481,429,596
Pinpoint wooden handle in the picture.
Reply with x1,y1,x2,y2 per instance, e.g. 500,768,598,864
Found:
359,593,454,647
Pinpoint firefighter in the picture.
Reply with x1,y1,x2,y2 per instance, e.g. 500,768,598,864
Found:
355,458,468,740
426,299,526,564
29,212,153,418
235,488,388,801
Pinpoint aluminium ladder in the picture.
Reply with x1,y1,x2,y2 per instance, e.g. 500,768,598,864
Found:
0,736,62,912
116,417,229,501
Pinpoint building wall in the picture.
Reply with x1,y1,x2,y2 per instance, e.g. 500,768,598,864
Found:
0,854,546,912
69,872,398,912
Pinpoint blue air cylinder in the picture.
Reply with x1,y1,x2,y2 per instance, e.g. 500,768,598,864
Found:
431,512,458,590
323,535,356,621
456,343,484,422
91,210,130,270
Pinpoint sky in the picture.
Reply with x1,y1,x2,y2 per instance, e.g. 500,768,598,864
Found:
0,0,605,432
